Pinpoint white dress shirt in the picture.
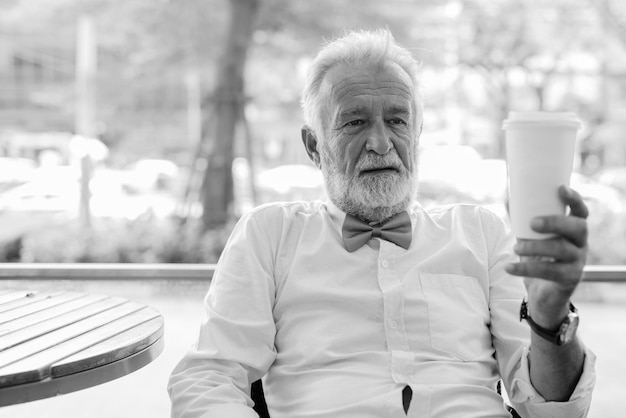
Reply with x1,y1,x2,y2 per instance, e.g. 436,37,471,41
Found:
168,200,596,418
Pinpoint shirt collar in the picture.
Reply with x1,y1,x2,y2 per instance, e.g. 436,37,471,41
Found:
325,199,346,235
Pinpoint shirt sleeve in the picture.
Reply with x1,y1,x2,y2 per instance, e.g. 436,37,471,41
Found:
509,345,596,418
168,208,279,418
482,209,596,418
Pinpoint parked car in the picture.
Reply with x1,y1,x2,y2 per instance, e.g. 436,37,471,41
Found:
0,166,175,220
120,159,180,193
255,164,325,203
0,157,37,190
0,167,79,213
570,172,624,215
417,145,506,212
0,180,78,213
595,166,626,196
415,145,626,225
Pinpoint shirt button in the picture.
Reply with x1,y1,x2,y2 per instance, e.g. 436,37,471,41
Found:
381,260,389,268
390,320,398,329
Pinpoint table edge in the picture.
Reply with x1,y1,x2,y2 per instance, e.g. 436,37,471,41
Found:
0,335,164,407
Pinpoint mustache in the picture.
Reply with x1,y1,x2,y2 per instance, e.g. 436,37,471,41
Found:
356,151,404,172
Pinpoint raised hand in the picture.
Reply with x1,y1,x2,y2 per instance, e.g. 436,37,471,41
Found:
505,185,589,328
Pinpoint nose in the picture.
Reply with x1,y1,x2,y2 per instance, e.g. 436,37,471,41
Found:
365,120,392,155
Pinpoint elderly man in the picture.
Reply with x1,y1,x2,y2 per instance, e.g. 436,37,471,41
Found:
168,29,595,417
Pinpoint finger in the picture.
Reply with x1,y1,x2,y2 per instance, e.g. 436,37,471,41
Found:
559,185,589,219
514,238,581,262
530,215,588,248
505,259,583,283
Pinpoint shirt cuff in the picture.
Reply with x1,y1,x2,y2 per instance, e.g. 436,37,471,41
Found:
508,345,596,418
177,404,260,418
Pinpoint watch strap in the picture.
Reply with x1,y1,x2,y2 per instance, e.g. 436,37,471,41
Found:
519,299,577,346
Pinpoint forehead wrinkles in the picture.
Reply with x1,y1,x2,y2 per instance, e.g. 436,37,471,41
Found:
331,80,412,104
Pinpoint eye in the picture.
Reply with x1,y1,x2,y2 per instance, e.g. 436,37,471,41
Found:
345,119,364,127
388,118,407,125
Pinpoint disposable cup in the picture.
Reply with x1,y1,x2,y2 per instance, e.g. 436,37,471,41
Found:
502,111,581,239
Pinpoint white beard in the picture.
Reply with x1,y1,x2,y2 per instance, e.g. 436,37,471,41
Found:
320,145,418,223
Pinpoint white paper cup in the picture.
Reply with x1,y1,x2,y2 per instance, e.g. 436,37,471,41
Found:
503,111,580,239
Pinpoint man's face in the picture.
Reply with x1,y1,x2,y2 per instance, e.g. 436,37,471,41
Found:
316,63,422,219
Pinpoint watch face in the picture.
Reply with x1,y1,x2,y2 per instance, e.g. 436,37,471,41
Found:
558,312,580,345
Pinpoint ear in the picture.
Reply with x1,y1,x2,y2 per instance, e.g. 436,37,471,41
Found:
301,126,321,168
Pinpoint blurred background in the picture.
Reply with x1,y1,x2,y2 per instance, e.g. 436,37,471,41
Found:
0,0,624,265
0,0,625,417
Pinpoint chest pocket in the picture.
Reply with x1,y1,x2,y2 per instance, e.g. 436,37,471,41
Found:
419,272,491,361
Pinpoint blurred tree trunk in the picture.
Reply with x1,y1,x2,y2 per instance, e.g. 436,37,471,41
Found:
200,0,259,230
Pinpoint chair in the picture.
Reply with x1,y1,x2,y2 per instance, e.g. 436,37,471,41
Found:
251,379,270,418
497,380,522,418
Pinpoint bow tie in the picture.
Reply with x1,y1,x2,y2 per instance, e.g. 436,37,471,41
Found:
342,211,412,252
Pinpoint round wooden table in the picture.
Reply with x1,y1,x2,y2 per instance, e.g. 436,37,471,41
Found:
0,289,164,406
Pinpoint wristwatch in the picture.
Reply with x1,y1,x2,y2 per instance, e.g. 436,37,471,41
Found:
519,299,579,346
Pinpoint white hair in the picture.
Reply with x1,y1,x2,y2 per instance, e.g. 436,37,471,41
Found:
301,29,422,137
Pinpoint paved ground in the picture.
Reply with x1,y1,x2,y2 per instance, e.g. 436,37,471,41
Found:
1,279,623,418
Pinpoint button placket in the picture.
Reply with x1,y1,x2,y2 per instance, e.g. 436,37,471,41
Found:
378,242,410,352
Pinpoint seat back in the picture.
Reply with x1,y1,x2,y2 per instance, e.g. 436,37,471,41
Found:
251,379,270,418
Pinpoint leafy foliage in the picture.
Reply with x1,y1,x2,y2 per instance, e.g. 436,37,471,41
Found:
18,216,234,264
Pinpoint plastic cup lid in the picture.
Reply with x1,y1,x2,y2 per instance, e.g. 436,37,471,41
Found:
502,111,581,130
